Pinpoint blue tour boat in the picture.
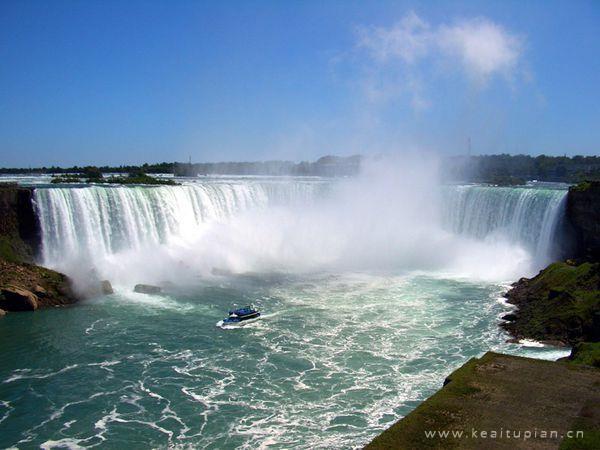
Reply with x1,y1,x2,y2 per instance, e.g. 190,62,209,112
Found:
221,305,261,326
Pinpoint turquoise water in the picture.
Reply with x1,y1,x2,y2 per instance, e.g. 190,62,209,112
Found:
0,272,567,449
0,178,571,448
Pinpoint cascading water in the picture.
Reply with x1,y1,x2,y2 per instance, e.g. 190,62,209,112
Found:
442,185,567,266
34,180,328,265
33,179,568,286
3,177,572,450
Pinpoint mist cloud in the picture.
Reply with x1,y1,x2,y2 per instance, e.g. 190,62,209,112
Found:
438,18,523,84
355,12,525,109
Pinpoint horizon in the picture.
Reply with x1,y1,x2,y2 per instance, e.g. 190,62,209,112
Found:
1,1,599,166
1,151,599,171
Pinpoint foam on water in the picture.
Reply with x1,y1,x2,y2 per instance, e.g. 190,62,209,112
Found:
0,273,571,448
33,178,568,294
0,174,572,448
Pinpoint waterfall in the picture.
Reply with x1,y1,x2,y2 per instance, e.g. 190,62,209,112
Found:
33,180,568,283
442,185,567,264
34,180,327,266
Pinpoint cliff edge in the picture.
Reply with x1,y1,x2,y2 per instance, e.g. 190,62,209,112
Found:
0,183,40,262
501,261,600,346
365,352,600,449
0,183,77,314
567,180,600,261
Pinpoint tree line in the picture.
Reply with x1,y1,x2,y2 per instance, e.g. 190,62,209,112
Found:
1,154,599,183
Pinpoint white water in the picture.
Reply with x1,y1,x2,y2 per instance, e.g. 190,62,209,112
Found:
7,170,572,450
442,185,567,264
33,172,567,290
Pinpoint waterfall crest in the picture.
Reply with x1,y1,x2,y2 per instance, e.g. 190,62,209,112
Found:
34,181,326,264
33,180,568,284
442,185,567,264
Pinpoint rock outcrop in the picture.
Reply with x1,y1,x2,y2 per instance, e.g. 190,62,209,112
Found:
134,284,161,294
567,180,600,261
0,183,40,262
366,352,600,449
101,280,114,295
501,261,600,345
0,286,39,311
0,259,77,313
0,183,78,314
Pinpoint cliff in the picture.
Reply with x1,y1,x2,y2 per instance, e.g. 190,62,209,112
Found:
0,183,40,262
365,352,600,449
368,182,600,448
501,261,600,345
0,259,77,311
0,183,77,313
499,181,600,346
567,181,600,261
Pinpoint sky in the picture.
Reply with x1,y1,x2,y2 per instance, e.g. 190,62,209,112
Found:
0,0,599,167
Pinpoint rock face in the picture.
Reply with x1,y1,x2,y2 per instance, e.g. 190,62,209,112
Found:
0,184,40,262
0,287,38,311
502,261,600,345
0,259,77,312
567,181,600,261
0,184,78,312
134,284,161,294
366,352,600,449
101,280,114,295
565,342,600,368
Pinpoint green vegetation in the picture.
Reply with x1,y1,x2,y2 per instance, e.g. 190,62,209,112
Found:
0,236,18,262
2,162,176,175
367,352,600,449
51,174,83,184
366,355,482,449
0,184,36,263
3,154,600,181
96,173,179,185
486,175,527,186
83,166,103,179
502,262,600,345
173,155,362,177
559,404,600,450
445,154,600,183
50,169,179,185
571,180,593,192
566,342,600,368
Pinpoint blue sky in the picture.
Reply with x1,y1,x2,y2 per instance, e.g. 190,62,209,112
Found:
1,0,599,166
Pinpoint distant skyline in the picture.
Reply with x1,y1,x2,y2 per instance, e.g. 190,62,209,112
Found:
1,0,599,167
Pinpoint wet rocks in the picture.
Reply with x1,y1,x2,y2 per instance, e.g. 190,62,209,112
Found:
101,280,114,295
0,287,38,311
0,259,77,311
134,284,161,294
502,261,600,345
501,313,517,322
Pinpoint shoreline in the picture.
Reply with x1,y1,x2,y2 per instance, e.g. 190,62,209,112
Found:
366,181,600,447
1,180,599,448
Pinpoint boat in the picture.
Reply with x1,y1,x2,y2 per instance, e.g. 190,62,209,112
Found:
221,305,261,326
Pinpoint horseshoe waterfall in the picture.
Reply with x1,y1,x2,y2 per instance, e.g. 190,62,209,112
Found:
2,178,570,449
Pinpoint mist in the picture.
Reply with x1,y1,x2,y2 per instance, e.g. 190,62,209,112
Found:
33,152,556,295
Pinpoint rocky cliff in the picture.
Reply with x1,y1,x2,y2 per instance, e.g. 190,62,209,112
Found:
501,261,600,345
0,259,77,311
366,352,600,449
567,181,600,261
0,183,40,262
0,183,77,314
